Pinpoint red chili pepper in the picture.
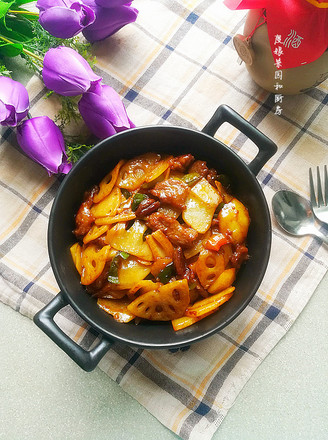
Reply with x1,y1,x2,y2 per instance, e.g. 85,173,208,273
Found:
204,233,229,252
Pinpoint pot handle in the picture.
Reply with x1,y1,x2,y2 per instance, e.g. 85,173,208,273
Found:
33,291,113,372
202,104,277,175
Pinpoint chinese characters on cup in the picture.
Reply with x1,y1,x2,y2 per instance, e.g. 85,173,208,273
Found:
273,30,303,115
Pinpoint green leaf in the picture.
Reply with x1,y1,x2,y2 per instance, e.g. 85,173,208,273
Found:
0,62,12,76
0,40,22,56
66,143,94,163
0,2,14,20
12,0,36,6
0,16,34,42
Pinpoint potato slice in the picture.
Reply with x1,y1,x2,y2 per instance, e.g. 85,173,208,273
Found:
106,220,153,261
157,204,181,219
218,198,250,245
97,298,135,323
90,186,121,218
117,256,152,288
70,242,82,275
116,153,162,190
95,211,136,226
81,244,112,285
182,196,213,234
195,249,225,289
182,178,222,234
127,279,190,321
93,160,125,204
191,177,222,207
83,224,109,245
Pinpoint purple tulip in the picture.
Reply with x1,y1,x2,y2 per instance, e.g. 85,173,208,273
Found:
0,77,29,127
16,116,72,175
82,0,138,43
36,0,96,39
95,0,134,7
42,46,102,96
78,82,135,139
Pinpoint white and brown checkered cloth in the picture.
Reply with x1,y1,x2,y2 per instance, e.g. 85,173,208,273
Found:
0,1,327,439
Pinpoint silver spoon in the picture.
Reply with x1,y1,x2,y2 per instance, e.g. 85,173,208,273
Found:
272,190,328,245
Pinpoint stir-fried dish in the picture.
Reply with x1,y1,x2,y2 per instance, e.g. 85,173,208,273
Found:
70,153,250,331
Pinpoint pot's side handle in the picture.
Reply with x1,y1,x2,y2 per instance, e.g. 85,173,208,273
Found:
202,104,277,175
33,292,113,372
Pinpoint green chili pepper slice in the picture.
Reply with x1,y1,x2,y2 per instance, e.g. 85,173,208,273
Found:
108,251,130,284
217,174,231,188
188,281,197,290
121,188,131,199
131,193,148,211
158,262,175,284
213,201,225,218
181,173,201,186
142,228,152,241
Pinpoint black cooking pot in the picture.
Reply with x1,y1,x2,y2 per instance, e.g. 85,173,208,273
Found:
34,105,277,371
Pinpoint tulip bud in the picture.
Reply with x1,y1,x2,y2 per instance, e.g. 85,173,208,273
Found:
0,77,29,127
37,0,96,39
95,0,135,7
17,116,72,175
42,46,102,96
78,82,135,139
82,0,138,43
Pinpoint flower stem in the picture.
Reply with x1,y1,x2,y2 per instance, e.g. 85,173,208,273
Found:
8,10,39,17
0,36,43,64
22,47,44,64
0,35,15,45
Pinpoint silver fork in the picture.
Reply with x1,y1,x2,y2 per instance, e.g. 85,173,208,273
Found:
309,165,328,225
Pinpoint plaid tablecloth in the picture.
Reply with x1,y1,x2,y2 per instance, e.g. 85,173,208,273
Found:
1,1,327,439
